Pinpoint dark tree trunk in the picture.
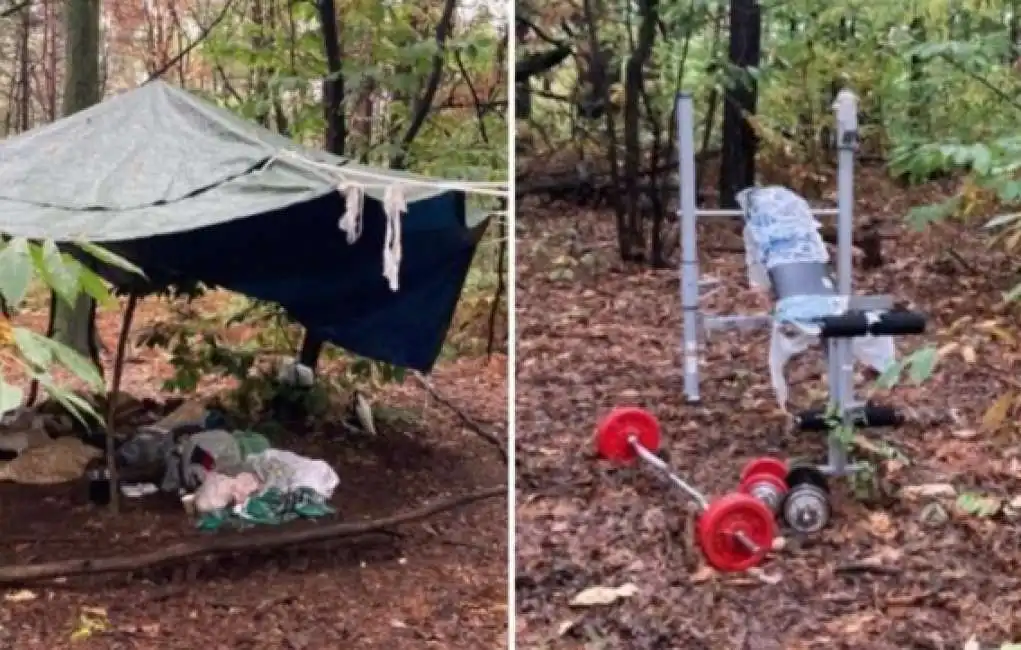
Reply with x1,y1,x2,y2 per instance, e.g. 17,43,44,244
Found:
317,0,345,155
1011,0,1020,63
719,0,760,209
300,0,347,373
908,17,926,135
17,6,30,131
581,0,626,259
621,0,658,262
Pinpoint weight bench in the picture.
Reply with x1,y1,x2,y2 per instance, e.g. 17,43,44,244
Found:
675,90,927,477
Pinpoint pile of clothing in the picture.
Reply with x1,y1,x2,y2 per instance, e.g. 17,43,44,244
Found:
118,419,340,531
190,445,339,530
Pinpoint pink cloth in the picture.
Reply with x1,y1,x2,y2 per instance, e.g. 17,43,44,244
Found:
193,471,261,513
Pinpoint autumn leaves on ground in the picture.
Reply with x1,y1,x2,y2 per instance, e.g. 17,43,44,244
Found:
515,168,1021,649
0,292,508,650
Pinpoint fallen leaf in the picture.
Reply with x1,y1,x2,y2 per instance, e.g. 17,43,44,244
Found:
986,325,1016,344
956,492,1002,518
982,391,1014,430
569,583,639,607
140,623,161,637
960,345,977,363
70,606,109,642
3,589,36,602
689,565,716,583
937,342,959,358
901,483,956,499
866,512,896,540
952,429,979,440
747,567,782,585
557,619,579,636
963,635,979,650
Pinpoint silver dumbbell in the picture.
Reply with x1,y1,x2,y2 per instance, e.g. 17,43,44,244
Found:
782,465,831,534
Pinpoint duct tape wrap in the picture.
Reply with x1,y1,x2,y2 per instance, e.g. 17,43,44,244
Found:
736,186,895,408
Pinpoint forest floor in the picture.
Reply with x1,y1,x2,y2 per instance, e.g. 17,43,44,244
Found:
515,165,1021,649
0,293,508,650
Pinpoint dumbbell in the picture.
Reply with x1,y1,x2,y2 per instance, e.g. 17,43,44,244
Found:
738,457,790,513
595,406,776,572
739,458,832,533
781,463,831,534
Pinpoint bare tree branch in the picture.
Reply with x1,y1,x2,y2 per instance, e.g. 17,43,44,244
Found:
143,0,240,85
390,0,458,169
412,372,507,462
0,0,31,19
0,486,505,585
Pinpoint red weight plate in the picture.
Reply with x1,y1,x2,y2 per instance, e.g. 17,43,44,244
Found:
739,472,789,497
697,493,775,572
739,457,788,485
595,406,661,462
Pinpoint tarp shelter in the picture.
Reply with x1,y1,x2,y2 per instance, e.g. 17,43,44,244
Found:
0,81,490,372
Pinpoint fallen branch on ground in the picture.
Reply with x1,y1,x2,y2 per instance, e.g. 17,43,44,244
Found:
0,485,505,585
412,372,507,462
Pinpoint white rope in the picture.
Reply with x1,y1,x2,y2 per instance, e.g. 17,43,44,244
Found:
272,149,508,197
264,148,505,292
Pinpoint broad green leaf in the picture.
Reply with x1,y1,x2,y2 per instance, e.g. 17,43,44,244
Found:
31,373,101,428
73,240,146,278
0,380,22,414
956,492,1001,518
13,327,53,369
76,265,115,307
46,339,104,389
875,358,906,390
32,241,80,307
906,346,938,384
1003,282,1021,303
971,144,992,175
0,237,34,305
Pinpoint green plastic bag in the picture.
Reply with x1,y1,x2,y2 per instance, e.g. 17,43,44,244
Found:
195,487,334,531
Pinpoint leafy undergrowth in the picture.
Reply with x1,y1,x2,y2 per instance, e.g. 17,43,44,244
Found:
514,168,1021,649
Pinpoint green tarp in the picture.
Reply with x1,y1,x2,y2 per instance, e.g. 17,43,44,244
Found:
0,81,489,371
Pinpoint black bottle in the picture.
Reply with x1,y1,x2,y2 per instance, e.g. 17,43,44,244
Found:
86,459,113,506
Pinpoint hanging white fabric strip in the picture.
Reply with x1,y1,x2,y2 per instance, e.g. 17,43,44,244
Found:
382,185,407,291
337,183,364,244
265,148,506,292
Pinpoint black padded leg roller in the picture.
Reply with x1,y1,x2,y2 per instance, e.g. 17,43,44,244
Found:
818,309,926,338
796,404,904,431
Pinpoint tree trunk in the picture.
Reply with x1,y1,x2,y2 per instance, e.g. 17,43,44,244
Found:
299,0,347,373
18,5,30,132
52,0,102,368
581,0,626,259
621,0,658,263
908,17,926,136
718,0,761,209
318,0,345,155
1011,0,1020,64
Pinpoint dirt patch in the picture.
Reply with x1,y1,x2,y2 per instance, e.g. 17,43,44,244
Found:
514,170,1021,649
0,296,508,649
